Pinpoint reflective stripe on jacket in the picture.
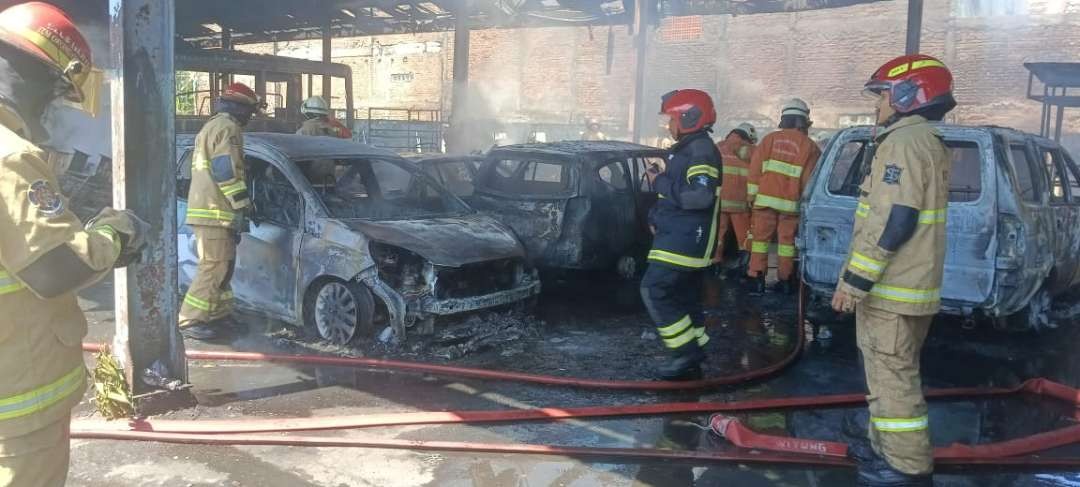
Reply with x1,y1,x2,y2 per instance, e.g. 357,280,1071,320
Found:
748,129,821,214
840,115,950,315
717,133,753,212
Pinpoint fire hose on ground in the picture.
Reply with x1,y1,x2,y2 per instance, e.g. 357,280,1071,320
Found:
74,283,1080,470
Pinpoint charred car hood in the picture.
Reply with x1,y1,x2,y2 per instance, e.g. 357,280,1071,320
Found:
342,214,525,267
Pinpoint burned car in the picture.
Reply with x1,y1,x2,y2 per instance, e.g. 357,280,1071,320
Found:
467,141,668,276
176,134,540,344
801,124,1080,330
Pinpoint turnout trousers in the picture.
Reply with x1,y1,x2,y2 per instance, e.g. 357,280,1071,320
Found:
640,264,709,356
748,209,799,281
713,211,751,261
179,226,237,328
0,420,70,487
856,303,934,475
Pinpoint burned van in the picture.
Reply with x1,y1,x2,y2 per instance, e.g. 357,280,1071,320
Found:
800,124,1080,330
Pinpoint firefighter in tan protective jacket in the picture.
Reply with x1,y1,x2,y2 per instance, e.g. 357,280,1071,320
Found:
179,82,264,341
0,3,146,485
832,54,957,487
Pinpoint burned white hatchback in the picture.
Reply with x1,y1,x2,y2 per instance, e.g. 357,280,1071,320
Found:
176,133,540,344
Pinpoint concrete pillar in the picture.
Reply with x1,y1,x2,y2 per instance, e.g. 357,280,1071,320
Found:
906,0,923,54
323,17,333,99
107,0,187,395
631,0,650,143
448,0,472,152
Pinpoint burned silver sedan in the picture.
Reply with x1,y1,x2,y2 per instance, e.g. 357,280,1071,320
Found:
176,134,540,344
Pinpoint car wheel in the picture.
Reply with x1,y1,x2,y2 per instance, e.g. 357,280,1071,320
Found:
304,279,375,345
616,255,638,280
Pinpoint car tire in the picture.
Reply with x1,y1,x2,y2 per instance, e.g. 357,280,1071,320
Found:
304,279,375,345
616,255,638,280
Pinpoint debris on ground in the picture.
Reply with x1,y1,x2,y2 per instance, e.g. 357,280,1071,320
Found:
428,311,543,361
142,360,185,391
269,328,366,358
91,347,134,420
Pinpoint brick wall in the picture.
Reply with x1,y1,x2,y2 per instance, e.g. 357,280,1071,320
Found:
237,0,1080,138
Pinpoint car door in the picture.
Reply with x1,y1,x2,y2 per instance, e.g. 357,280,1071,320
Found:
594,157,637,257
1036,141,1077,294
176,148,197,290
630,155,662,234
1054,148,1080,290
232,153,304,321
1002,136,1053,293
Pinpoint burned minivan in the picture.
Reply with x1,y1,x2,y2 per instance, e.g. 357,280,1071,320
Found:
468,141,669,277
176,134,540,344
801,124,1080,330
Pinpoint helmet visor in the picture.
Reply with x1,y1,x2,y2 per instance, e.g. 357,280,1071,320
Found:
862,80,890,100
58,67,102,117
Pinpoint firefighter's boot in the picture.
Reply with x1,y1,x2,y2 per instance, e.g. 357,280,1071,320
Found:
750,274,766,295
849,441,932,487
769,278,795,295
727,250,750,279
657,346,705,381
181,322,220,341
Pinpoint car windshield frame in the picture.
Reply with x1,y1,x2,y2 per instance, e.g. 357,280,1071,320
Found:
296,155,473,222
474,152,581,199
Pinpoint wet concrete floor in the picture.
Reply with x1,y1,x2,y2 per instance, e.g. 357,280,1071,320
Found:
69,273,1080,486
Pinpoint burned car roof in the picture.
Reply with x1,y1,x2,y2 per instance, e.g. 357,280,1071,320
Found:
176,132,400,160
489,141,667,159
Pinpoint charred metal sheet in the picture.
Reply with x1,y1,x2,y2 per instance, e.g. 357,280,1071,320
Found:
470,196,567,266
359,268,408,342
490,141,666,161
344,215,524,267
176,49,351,80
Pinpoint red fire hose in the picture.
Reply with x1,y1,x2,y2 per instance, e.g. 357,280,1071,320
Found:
82,279,810,391
76,282,1080,469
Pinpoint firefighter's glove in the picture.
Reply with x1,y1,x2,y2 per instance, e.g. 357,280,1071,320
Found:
87,208,150,267
236,214,252,234
831,280,866,314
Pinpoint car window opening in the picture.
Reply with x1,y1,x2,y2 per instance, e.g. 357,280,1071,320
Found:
479,158,573,195
1008,145,1037,203
827,138,983,202
249,157,302,227
297,158,468,220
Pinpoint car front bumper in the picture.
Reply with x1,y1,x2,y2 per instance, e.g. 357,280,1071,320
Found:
421,279,542,315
